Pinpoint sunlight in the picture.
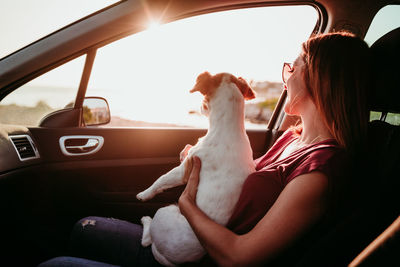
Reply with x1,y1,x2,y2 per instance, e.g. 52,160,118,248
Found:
83,6,317,128
146,20,162,33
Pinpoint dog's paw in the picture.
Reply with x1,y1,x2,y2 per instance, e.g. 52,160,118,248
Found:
141,216,152,226
141,235,152,247
141,216,153,247
136,191,150,201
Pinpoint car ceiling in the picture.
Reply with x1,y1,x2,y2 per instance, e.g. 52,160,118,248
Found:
0,0,399,95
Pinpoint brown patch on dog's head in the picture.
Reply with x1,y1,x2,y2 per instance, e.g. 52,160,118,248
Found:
190,72,255,101
230,76,256,100
190,72,221,98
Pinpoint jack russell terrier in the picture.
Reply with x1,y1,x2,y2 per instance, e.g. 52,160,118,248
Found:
136,71,256,266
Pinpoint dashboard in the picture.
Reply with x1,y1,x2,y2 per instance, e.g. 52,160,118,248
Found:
0,124,41,174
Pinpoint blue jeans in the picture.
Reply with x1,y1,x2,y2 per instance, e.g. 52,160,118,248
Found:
38,216,162,267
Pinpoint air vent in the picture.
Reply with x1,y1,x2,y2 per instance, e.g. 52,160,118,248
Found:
9,135,40,161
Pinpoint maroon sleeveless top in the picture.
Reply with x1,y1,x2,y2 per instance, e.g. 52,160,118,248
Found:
226,129,346,234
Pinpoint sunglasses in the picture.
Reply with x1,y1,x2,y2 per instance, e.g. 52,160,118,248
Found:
282,62,293,84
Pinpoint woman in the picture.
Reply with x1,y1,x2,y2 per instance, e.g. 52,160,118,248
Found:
39,32,371,266
178,31,370,266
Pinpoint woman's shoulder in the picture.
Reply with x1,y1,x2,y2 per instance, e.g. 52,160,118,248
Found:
304,139,347,166
286,141,348,185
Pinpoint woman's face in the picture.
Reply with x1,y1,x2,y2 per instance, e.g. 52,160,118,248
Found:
284,56,312,116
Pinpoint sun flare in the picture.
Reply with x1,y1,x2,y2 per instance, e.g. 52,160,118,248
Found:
146,20,162,32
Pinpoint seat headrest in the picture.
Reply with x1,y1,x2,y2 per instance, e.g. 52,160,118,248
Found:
370,27,400,113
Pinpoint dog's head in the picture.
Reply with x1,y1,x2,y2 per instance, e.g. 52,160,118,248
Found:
190,72,255,101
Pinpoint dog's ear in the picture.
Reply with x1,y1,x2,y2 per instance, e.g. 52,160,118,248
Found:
232,77,256,100
190,72,215,96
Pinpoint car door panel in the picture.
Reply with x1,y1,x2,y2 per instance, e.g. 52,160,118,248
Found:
0,111,273,265
28,127,270,223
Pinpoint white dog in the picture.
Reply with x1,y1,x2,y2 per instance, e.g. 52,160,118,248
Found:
136,72,256,266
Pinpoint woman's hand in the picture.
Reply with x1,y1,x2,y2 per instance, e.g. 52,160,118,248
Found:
179,156,201,216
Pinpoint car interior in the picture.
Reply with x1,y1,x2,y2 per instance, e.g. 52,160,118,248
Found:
0,0,399,266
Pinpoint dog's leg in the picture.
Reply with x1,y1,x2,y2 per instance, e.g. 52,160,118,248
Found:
136,163,186,201
141,216,153,247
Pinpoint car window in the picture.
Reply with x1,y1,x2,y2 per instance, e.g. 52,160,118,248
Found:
0,56,85,126
385,113,400,125
0,0,120,59
86,5,318,129
366,4,400,126
364,5,400,46
370,111,400,126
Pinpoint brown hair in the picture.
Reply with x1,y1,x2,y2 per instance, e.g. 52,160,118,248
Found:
301,32,371,155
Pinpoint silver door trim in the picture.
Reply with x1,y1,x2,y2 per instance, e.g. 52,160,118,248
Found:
59,135,104,156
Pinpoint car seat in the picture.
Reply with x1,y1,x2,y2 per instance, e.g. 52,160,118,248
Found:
293,27,400,267
347,26,400,267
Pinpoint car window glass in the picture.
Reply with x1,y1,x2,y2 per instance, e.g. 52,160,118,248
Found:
370,111,400,126
86,5,318,129
370,111,381,121
0,55,84,126
385,113,400,125
0,0,120,59
364,5,400,46
366,5,400,126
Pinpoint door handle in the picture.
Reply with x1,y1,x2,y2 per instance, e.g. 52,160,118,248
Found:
59,135,104,156
66,138,99,152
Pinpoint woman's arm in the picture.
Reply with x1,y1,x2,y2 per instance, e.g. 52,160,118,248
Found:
179,157,329,266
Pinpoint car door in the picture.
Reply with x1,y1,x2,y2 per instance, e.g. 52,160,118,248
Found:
4,59,273,265
0,2,319,266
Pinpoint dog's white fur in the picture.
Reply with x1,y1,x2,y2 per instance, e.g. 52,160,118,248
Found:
136,72,256,266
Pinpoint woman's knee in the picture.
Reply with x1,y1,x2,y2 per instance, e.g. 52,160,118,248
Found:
75,216,102,230
71,216,104,243
69,216,144,264
71,216,142,240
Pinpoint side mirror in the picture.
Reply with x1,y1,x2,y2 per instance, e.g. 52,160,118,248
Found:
82,97,111,126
